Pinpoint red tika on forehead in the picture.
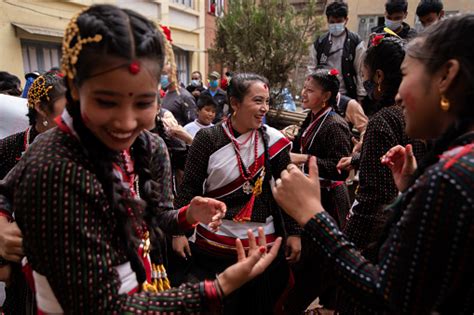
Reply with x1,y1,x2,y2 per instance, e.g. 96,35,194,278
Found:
129,61,140,75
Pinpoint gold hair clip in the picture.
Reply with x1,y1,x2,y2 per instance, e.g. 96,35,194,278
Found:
27,76,53,108
61,9,103,80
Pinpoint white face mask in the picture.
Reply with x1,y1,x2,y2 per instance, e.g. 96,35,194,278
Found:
385,18,402,31
329,22,345,36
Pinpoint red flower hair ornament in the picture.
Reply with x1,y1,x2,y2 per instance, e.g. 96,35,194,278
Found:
329,68,339,76
160,25,173,43
371,34,385,47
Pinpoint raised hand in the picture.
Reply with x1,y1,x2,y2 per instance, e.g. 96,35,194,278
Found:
381,144,417,192
187,196,226,232
0,217,23,263
217,227,282,296
337,156,353,172
272,157,324,226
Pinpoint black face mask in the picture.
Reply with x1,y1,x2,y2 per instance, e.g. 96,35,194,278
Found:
363,80,376,100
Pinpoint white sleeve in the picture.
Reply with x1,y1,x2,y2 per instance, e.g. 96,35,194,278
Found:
354,41,367,99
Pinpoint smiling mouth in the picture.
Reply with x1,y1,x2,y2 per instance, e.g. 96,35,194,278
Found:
107,130,134,140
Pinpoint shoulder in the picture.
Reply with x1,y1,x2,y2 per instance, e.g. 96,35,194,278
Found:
347,30,362,43
141,130,168,156
0,130,24,149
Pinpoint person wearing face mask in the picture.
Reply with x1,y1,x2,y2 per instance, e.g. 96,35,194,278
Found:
185,70,206,101
200,71,228,123
161,66,198,126
416,0,444,29
371,0,417,41
308,1,366,101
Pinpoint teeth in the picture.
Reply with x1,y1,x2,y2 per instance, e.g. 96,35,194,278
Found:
109,131,133,139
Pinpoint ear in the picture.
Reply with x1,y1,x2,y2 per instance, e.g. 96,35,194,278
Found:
344,17,349,25
375,69,385,84
230,96,240,113
33,100,48,119
403,12,408,19
439,10,445,19
68,78,80,101
438,59,460,95
322,90,332,103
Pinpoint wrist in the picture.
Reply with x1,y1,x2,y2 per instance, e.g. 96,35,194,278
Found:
217,270,236,296
185,205,198,225
297,206,322,226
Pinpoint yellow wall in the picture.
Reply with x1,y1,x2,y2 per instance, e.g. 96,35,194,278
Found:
0,0,206,83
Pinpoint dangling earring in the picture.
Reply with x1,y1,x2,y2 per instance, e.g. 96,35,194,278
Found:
232,110,237,117
377,82,382,93
440,95,450,112
322,101,326,108
43,119,49,127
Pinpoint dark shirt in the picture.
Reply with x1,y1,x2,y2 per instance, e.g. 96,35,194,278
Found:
371,22,417,41
185,83,206,101
162,87,197,126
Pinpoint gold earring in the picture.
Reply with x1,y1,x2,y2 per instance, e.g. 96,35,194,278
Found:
322,101,326,108
440,95,450,112
377,82,382,93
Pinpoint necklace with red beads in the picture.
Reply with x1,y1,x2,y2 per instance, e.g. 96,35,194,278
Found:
224,118,261,194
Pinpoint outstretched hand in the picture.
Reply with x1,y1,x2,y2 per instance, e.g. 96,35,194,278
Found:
272,157,324,226
187,197,226,232
381,144,417,192
217,227,282,296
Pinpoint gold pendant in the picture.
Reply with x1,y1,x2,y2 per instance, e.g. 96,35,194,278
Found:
142,231,151,258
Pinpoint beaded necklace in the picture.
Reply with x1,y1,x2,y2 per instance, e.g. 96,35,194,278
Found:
225,118,260,194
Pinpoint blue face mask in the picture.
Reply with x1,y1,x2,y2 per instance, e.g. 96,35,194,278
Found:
209,80,219,89
363,80,376,100
328,22,345,36
385,18,402,31
160,75,169,89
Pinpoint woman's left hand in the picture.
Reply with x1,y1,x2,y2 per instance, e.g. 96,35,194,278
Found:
187,197,227,232
285,235,301,263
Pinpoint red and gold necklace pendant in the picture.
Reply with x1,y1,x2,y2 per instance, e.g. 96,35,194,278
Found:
242,181,254,195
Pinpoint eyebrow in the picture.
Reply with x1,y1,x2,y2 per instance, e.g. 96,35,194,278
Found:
93,90,157,97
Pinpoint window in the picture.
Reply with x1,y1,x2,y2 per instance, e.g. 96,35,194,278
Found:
172,0,194,9
358,15,385,42
208,0,224,17
173,48,190,86
21,40,61,73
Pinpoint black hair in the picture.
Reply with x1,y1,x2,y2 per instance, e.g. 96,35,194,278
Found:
191,70,202,79
0,71,22,96
62,4,167,286
325,1,348,19
227,72,269,105
364,36,405,109
385,0,408,15
375,15,474,256
416,0,443,17
26,72,66,126
308,68,340,108
197,94,218,110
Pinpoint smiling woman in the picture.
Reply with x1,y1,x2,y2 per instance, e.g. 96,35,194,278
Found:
0,4,282,314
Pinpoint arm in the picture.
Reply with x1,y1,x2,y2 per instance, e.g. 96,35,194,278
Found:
354,41,367,100
15,160,221,314
343,118,398,250
346,99,368,140
175,129,214,208
314,119,351,180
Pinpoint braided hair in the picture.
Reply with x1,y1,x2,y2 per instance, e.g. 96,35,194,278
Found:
62,4,167,285
26,72,66,126
375,14,474,254
364,36,406,113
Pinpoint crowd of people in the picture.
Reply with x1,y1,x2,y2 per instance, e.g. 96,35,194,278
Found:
0,0,472,314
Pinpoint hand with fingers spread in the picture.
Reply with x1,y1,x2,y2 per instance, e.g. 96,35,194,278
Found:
285,235,301,263
0,217,23,263
172,236,192,259
381,144,417,192
272,157,324,226
216,227,282,296
187,197,227,232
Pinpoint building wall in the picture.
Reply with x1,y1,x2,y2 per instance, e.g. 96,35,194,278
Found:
343,0,474,41
0,0,206,85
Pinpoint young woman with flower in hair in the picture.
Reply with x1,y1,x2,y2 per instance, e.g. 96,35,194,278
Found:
285,68,352,313
0,5,281,314
0,71,66,315
174,73,301,314
273,14,474,314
